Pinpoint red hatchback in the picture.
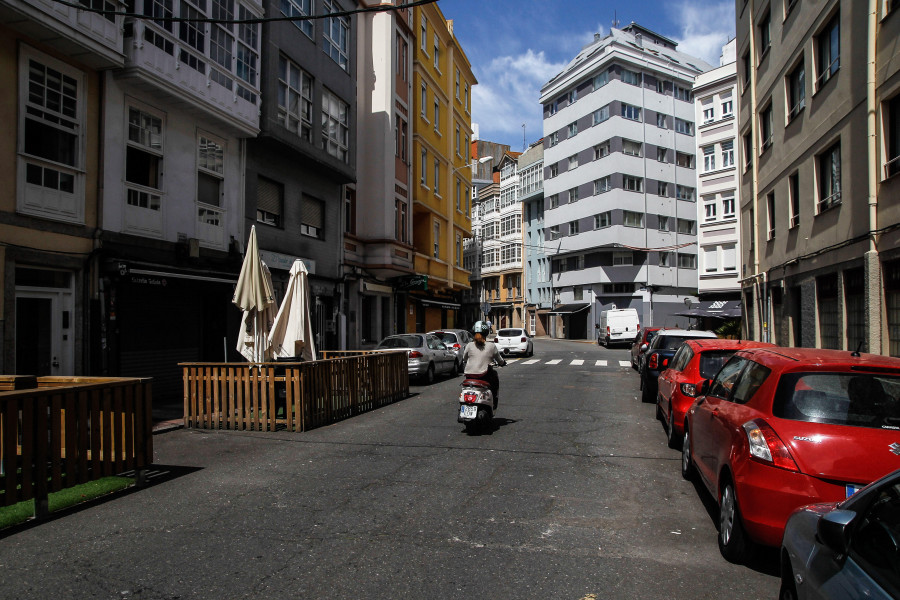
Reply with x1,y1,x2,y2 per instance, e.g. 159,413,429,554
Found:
681,347,900,563
657,339,774,449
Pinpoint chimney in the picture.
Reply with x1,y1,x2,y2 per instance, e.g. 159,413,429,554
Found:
594,33,601,41
635,33,642,47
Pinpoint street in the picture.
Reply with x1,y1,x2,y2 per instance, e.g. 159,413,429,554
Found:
0,338,781,599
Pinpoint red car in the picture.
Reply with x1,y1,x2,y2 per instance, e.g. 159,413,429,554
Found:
681,347,900,563
657,339,774,449
629,327,661,370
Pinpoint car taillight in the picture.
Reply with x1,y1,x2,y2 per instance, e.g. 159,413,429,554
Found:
661,358,669,368
742,419,799,472
648,354,658,369
680,382,697,397
463,392,478,404
452,343,461,350
521,337,527,343
408,350,423,358
607,326,610,335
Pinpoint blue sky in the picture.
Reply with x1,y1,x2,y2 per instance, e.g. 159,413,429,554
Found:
438,0,737,151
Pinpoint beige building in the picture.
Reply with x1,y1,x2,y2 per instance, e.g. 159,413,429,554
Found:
738,1,900,356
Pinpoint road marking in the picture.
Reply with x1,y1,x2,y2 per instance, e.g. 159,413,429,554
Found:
571,359,584,366
595,360,607,367
618,361,631,367
521,359,540,365
546,359,562,365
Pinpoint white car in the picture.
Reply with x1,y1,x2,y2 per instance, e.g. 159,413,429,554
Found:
495,328,533,357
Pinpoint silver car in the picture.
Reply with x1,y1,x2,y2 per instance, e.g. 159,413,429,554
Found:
495,328,533,357
780,467,900,600
427,328,472,373
375,333,456,384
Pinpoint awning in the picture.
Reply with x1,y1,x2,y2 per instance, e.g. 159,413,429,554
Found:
488,303,513,309
673,300,742,319
419,298,461,310
549,303,590,315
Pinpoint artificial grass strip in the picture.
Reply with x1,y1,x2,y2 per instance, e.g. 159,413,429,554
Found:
0,476,135,530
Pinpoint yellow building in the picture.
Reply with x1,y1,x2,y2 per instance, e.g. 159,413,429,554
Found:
410,3,476,332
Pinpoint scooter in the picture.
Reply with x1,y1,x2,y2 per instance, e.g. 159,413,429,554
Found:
457,364,501,432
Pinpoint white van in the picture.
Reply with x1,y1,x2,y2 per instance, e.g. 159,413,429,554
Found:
598,308,640,347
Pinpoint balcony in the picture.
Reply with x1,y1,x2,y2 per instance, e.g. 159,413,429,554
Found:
120,6,261,136
0,0,126,69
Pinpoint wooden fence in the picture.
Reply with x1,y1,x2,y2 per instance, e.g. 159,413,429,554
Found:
0,376,153,515
181,350,408,433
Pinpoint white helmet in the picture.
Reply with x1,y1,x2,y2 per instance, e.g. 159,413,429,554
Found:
473,320,492,335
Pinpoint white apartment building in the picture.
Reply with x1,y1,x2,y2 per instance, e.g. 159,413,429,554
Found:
539,24,713,339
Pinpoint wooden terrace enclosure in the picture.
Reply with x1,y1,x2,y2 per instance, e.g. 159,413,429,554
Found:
181,350,409,432
0,376,153,515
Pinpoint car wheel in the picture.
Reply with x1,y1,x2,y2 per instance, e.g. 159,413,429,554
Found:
631,355,637,370
779,557,799,600
666,405,680,449
605,335,610,347
424,364,435,385
681,428,696,481
718,479,754,563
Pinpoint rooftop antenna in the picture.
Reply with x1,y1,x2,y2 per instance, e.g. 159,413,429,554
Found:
612,11,620,29
522,123,526,152
851,341,863,357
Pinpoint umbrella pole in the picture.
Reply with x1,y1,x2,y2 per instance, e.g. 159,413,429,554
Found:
223,337,228,361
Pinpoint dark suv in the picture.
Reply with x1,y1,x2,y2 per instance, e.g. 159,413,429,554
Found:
639,329,716,403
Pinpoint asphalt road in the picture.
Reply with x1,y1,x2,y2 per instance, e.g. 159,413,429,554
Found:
0,338,781,599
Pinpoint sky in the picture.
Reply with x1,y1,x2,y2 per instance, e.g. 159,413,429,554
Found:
437,0,737,151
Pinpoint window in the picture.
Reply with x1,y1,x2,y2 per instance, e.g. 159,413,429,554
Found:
397,33,407,81
344,186,355,234
816,14,840,89
742,49,752,90
568,187,579,203
817,274,840,349
420,84,427,118
703,106,715,123
722,99,734,117
433,220,440,257
657,148,668,163
420,149,427,184
623,139,642,157
323,0,349,71
758,10,771,57
818,141,841,212
676,185,695,201
455,180,461,210
19,50,85,220
623,176,643,192
613,251,633,266
568,121,578,137
656,79,666,94
788,58,806,121
674,85,692,102
465,84,470,111
125,106,163,212
456,233,461,266
197,134,224,208
455,125,460,155
677,253,697,269
593,105,610,125
657,182,668,197
703,145,716,172
236,6,259,102
433,99,440,132
723,244,736,271
433,158,440,191
621,103,641,121
547,100,557,116
420,16,426,51
398,118,408,162
743,130,754,171
549,225,560,240
677,219,696,235
658,215,670,231
594,141,610,159
594,212,611,228
322,89,349,162
704,199,717,222
659,251,672,267
887,95,900,178
455,69,460,99
789,172,800,228
675,118,694,135
178,0,206,74
256,177,282,227
568,154,578,169
301,195,324,238
568,220,579,235
549,194,559,208
623,210,643,228
433,34,440,71
277,55,313,142
622,68,641,86
721,140,734,168
761,103,773,150
704,246,718,273
593,71,609,90
548,163,558,178
676,151,694,168
767,192,776,239
549,131,558,147
280,0,312,38
594,177,611,194
657,113,667,129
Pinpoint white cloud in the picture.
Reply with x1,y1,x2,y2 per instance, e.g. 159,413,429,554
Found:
668,1,736,65
471,49,566,147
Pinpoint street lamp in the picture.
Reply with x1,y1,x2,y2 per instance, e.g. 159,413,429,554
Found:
452,155,492,175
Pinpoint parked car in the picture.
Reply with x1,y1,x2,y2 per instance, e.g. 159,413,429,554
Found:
630,327,661,369
681,347,900,563
657,339,774,448
375,333,456,384
780,467,900,600
495,328,533,357
639,329,717,403
428,328,472,373
598,308,640,347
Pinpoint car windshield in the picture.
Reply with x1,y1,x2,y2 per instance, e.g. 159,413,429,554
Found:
377,335,423,349
773,372,900,429
699,350,738,380
434,333,459,344
657,336,691,350
645,330,659,344
498,329,523,337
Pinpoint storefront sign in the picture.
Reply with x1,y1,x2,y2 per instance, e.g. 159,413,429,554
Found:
259,250,316,274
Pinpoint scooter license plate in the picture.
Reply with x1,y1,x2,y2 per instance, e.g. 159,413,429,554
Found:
459,405,478,419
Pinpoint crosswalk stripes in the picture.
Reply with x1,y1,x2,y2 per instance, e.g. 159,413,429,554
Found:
618,361,631,367
571,359,584,366
521,359,540,365
546,359,562,365
506,357,632,369
595,360,607,367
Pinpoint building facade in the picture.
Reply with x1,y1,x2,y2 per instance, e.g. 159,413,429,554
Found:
410,2,476,332
737,0,900,356
540,24,712,339
519,141,551,336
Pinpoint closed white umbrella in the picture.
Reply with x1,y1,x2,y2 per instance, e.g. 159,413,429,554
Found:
233,226,277,362
268,259,316,361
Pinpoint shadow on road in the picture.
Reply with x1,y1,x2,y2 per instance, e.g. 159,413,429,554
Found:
463,417,518,436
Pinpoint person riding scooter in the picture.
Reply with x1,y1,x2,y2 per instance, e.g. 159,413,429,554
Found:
461,321,506,408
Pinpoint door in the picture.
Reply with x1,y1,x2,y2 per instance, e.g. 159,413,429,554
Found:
691,356,748,486
15,290,74,376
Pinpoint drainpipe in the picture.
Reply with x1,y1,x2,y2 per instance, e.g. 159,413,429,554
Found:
866,0,882,353
747,0,762,341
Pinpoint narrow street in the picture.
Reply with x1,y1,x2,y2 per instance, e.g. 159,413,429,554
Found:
1,339,780,599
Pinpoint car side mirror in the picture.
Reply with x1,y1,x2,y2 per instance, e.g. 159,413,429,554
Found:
699,379,711,395
640,343,649,352
817,510,857,556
